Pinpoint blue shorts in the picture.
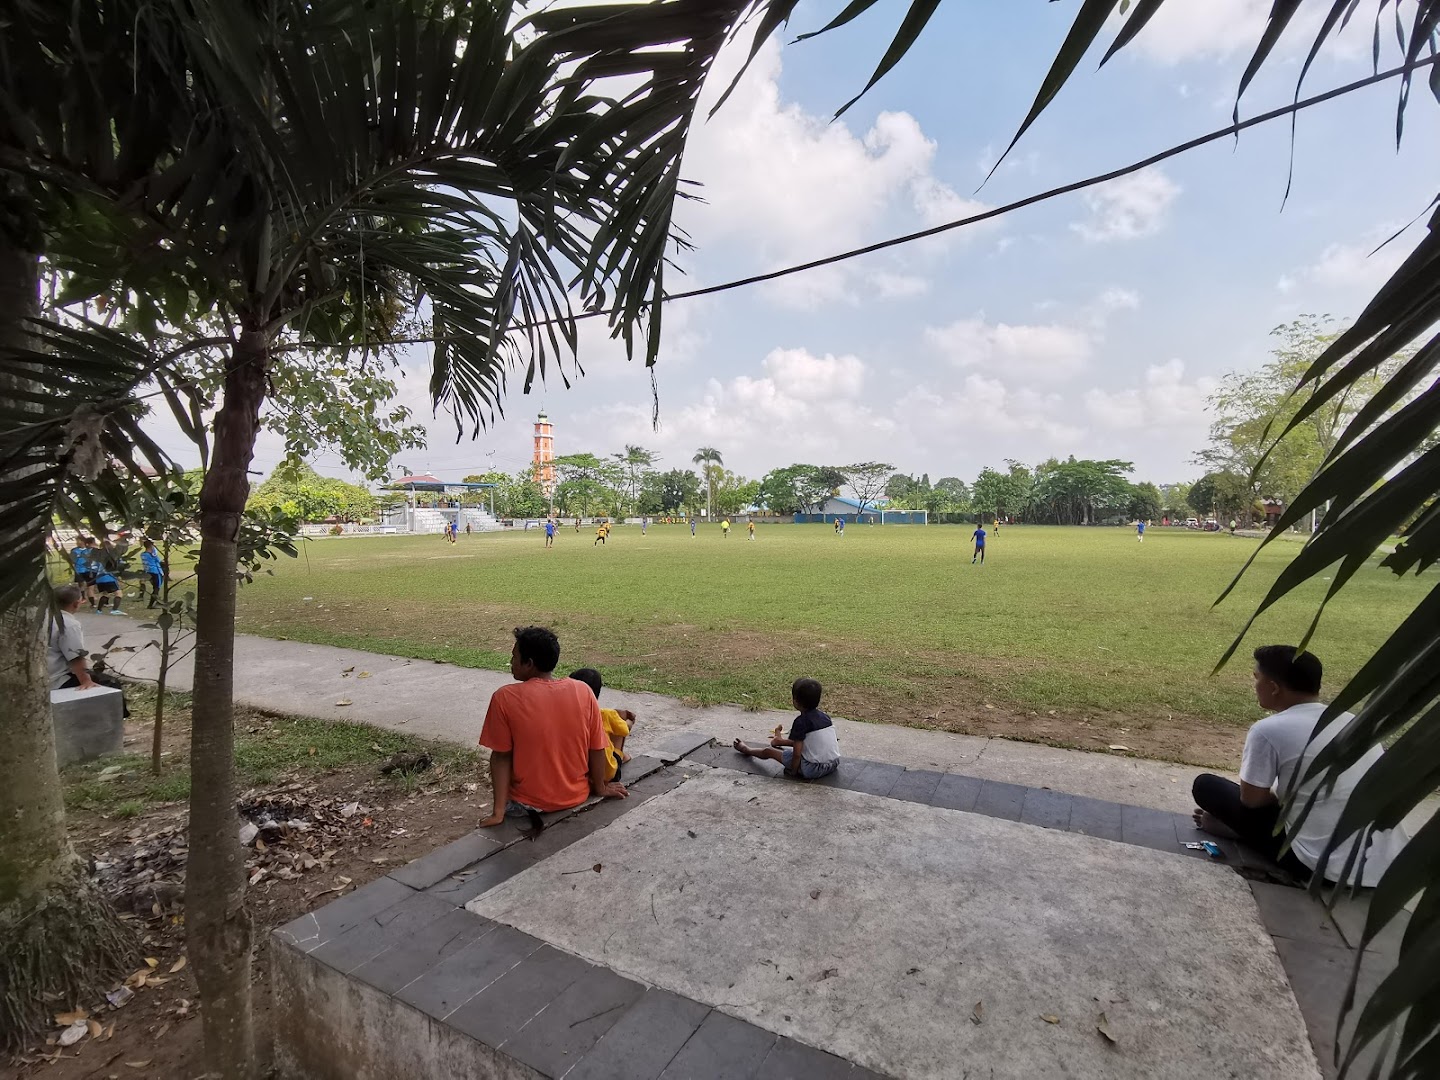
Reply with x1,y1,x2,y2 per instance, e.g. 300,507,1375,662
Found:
781,749,838,780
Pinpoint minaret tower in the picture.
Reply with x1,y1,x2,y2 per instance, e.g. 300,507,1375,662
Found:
532,412,556,498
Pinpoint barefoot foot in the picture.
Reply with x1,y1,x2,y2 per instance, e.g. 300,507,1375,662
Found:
733,739,757,757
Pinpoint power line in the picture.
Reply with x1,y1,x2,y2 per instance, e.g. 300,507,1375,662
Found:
16,51,1436,436
304,52,1440,348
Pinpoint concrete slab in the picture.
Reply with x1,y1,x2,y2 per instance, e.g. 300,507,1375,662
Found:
50,684,125,765
470,770,1320,1080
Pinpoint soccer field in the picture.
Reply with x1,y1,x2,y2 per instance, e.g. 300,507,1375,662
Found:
233,523,1424,765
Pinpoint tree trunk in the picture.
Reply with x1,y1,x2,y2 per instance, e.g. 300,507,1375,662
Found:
187,330,268,1079
0,228,134,1049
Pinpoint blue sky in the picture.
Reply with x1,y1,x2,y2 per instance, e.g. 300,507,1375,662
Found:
149,0,1440,490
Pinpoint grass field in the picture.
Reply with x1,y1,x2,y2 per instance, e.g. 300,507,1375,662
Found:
226,523,1425,765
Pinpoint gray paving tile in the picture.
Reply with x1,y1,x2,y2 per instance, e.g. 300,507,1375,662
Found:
684,742,729,768
1120,804,1182,853
388,830,506,889
659,1010,777,1079
566,989,711,1080
1247,881,1407,954
846,762,905,798
848,1068,887,1080
274,875,414,952
972,779,1027,821
310,891,454,973
887,768,943,806
1065,795,1124,841
755,1037,854,1079
426,842,548,906
930,772,982,812
395,922,544,1019
501,965,644,1076
1019,787,1073,830
652,731,718,763
621,754,667,784
351,906,495,995
725,752,786,779
1272,936,1392,1079
447,944,593,1048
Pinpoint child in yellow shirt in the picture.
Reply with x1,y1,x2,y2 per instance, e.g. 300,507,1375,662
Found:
568,668,635,781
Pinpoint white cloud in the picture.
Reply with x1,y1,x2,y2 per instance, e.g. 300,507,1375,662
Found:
897,377,1084,444
1113,0,1368,67
870,272,931,299
1083,360,1218,431
678,39,983,309
1279,238,1407,295
926,318,1094,378
923,286,1139,382
632,346,892,460
1072,168,1180,242
1115,0,1273,64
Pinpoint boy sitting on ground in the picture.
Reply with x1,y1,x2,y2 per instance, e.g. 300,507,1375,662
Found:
733,677,840,780
569,667,636,782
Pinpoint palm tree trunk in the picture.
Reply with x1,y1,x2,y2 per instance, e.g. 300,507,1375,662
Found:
0,230,135,1048
187,329,268,1079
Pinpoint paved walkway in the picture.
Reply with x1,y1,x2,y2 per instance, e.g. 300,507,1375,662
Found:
86,611,1436,834
86,611,1216,814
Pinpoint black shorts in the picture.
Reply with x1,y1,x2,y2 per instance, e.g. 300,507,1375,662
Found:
146,573,162,591
95,579,120,594
74,571,96,586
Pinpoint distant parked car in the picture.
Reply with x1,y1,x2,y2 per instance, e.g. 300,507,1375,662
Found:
1185,517,1199,528
1203,520,1221,532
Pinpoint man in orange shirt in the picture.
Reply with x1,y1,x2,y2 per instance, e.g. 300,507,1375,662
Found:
478,626,628,826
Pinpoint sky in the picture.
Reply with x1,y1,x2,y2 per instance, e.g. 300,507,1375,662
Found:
143,0,1440,490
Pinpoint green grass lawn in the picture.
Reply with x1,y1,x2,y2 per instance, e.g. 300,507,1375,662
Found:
229,523,1424,755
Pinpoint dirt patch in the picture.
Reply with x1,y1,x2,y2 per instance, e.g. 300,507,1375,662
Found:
10,720,488,1078
839,675,1249,770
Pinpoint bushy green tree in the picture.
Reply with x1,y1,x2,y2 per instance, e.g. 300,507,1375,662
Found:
248,462,375,522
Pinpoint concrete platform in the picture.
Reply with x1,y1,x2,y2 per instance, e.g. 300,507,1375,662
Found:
470,770,1318,1080
272,755,1410,1080
51,684,125,765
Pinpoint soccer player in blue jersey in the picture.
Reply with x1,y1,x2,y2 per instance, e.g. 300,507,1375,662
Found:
1136,519,1147,543
972,524,987,565
544,518,556,548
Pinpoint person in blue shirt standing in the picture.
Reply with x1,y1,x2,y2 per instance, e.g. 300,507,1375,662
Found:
972,523,987,565
140,538,165,608
690,517,697,538
641,516,648,535
544,517,556,548
1136,519,1147,544
70,535,98,607
93,542,125,614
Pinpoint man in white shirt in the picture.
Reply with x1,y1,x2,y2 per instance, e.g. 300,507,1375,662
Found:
47,584,130,715
47,584,96,690
1192,645,1405,886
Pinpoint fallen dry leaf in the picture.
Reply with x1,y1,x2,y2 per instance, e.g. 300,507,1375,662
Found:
1097,1012,1117,1044
1108,745,1131,752
1040,1014,1060,1025
55,1009,88,1026
358,671,372,679
126,1060,152,1069
87,1019,103,1039
971,1001,984,1025
144,957,159,969
334,699,352,707
810,889,820,900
